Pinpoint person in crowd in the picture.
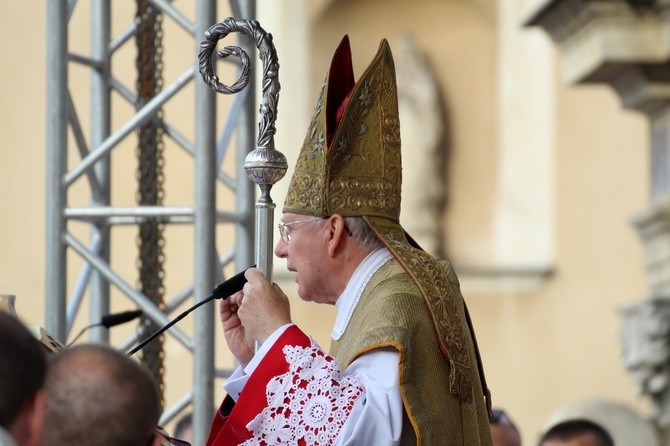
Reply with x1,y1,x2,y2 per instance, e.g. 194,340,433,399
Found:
538,419,614,446
41,344,162,446
490,408,522,446
206,35,493,445
0,312,46,446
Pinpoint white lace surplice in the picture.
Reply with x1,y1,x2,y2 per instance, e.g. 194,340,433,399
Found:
224,248,413,445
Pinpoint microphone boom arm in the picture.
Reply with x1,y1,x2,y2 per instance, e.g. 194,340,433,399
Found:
127,266,251,356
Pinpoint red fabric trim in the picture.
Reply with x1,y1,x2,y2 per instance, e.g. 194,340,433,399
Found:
206,325,311,445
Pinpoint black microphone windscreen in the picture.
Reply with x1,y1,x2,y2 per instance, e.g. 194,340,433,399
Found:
101,310,144,328
127,266,254,356
211,266,253,300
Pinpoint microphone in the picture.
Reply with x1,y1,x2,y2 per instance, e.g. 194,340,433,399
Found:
101,310,144,328
210,266,252,300
66,309,144,347
127,266,253,356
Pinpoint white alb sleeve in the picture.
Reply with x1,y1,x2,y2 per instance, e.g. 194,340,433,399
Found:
333,347,409,446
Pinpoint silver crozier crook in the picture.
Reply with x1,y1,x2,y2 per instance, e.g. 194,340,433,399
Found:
198,18,287,281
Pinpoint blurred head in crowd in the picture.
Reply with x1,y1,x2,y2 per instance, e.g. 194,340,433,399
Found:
490,408,522,446
0,312,47,446
538,419,614,446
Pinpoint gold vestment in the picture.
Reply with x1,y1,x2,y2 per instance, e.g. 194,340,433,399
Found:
330,258,492,446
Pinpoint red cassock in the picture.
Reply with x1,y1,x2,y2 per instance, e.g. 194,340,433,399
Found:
206,325,364,446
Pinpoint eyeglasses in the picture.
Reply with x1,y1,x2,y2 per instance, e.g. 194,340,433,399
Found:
277,217,323,243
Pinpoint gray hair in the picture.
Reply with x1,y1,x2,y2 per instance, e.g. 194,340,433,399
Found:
344,216,384,253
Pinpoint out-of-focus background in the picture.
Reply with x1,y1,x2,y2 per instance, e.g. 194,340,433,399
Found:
2,0,667,444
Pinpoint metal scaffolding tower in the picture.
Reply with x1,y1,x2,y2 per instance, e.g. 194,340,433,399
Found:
45,1,256,443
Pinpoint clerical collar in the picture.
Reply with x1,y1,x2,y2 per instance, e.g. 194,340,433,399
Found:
332,247,393,340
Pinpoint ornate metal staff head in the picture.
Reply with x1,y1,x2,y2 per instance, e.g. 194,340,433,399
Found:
198,18,287,277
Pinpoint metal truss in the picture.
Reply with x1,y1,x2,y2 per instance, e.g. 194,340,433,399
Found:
45,1,256,443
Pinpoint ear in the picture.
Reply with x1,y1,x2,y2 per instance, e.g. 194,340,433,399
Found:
21,389,47,446
325,214,348,257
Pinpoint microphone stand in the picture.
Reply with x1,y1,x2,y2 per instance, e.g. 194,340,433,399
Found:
66,310,144,347
127,266,251,356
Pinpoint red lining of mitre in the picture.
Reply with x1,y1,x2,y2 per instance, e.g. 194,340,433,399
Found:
326,35,356,146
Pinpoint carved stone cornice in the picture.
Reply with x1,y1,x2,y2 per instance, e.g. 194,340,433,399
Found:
633,197,670,238
633,199,670,293
621,295,670,429
525,0,670,87
609,64,670,114
524,0,609,43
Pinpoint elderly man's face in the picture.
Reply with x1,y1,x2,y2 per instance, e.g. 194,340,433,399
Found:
275,213,334,303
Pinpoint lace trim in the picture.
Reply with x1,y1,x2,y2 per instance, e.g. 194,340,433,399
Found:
242,340,365,445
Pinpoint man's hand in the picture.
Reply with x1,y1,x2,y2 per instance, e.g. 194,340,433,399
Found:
236,268,292,345
219,292,255,367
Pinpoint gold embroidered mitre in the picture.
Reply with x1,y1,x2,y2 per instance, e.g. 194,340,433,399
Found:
283,36,401,219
